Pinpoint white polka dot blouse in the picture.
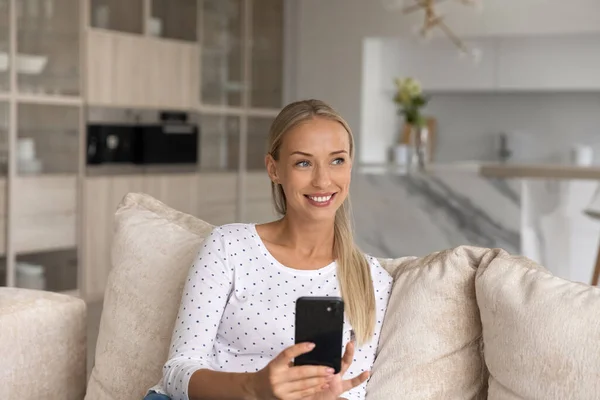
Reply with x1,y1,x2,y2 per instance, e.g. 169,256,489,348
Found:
148,223,393,400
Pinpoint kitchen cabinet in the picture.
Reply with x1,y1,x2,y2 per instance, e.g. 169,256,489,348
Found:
16,0,81,96
83,172,237,301
13,175,77,253
394,38,496,92
17,103,80,174
496,34,600,91
246,116,272,171
201,0,245,107
0,0,10,92
198,114,241,172
86,29,198,109
150,0,197,42
90,0,144,34
250,0,284,108
200,0,284,109
392,33,600,92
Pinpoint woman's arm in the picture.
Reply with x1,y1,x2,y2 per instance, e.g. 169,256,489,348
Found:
188,369,255,400
162,227,239,399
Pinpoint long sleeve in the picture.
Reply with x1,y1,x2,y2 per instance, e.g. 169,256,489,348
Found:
162,227,234,400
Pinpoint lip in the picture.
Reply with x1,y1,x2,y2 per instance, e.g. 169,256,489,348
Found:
304,192,337,208
306,192,336,197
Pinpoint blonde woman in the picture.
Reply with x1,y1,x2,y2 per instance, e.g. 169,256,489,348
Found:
145,100,393,400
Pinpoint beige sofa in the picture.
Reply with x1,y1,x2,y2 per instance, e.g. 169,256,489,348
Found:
1,192,600,400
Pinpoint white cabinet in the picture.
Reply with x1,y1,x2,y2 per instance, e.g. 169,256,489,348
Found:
393,33,600,92
394,38,496,91
496,34,600,91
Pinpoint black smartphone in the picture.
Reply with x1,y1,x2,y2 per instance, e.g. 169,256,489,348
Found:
294,296,345,374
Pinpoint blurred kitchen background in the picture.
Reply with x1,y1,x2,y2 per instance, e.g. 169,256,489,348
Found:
1,0,600,317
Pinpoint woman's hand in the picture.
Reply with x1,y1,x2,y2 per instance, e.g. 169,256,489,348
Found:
248,342,336,399
305,341,370,400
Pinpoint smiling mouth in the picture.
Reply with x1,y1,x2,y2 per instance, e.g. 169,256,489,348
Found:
304,193,337,206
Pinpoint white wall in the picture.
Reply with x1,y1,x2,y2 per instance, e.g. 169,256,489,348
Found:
292,0,600,159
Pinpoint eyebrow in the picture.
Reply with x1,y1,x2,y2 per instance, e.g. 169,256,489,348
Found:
290,150,348,157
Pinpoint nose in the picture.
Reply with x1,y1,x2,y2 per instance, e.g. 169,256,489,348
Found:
312,164,331,189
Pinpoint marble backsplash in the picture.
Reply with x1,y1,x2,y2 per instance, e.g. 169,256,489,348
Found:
350,167,600,285
350,168,521,259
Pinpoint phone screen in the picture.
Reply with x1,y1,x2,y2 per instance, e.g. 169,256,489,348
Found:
294,296,344,373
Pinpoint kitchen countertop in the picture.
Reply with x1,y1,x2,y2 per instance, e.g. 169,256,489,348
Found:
358,162,600,180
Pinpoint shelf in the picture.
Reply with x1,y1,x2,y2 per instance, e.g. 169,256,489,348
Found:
14,93,82,105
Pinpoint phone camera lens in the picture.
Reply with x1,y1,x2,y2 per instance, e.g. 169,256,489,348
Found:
327,307,332,312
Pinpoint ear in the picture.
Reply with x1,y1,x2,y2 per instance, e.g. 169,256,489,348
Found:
265,153,279,184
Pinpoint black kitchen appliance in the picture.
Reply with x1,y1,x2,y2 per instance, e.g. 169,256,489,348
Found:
86,124,137,164
133,122,198,164
86,115,199,165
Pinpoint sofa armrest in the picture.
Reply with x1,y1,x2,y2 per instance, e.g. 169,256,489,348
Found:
0,287,87,400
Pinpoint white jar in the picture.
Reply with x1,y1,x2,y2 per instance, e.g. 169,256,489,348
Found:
16,262,46,290
17,138,36,161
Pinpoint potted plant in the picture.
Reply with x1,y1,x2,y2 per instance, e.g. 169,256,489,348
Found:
393,77,431,170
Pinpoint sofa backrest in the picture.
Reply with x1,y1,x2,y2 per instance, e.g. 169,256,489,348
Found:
85,192,600,400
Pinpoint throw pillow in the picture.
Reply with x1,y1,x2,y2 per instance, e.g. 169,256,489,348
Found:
85,193,213,400
476,252,600,399
367,246,497,400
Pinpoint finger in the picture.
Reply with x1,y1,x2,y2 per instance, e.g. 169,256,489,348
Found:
282,375,333,394
342,371,370,392
341,341,355,375
288,380,331,399
274,342,315,366
288,365,335,382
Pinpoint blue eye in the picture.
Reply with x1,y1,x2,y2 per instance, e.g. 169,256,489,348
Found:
296,160,310,168
332,158,345,165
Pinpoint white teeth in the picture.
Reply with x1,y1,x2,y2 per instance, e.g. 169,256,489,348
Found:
309,195,332,203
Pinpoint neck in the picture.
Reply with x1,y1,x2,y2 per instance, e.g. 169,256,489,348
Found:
276,211,336,259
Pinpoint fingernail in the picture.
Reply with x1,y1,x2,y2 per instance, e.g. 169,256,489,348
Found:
327,368,335,374
321,384,329,390
307,343,315,349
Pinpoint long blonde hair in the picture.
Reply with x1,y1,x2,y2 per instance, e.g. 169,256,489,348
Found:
267,99,376,345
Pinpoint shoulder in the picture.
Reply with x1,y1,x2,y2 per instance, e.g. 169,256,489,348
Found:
363,253,393,287
204,223,259,251
208,223,256,239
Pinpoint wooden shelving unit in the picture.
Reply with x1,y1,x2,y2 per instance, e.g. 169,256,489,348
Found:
1,0,285,301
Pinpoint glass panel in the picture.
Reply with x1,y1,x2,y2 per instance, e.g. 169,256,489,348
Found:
0,102,7,286
0,258,6,286
247,117,272,171
0,0,9,92
16,249,77,292
17,104,79,175
16,0,80,96
0,101,7,175
199,114,240,171
90,0,144,34
250,0,283,109
201,0,244,106
150,0,197,42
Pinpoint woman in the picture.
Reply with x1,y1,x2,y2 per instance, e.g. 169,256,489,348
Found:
145,99,393,400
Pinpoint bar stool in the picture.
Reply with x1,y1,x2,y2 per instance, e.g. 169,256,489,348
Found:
584,185,600,286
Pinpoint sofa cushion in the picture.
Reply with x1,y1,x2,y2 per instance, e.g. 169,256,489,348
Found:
0,288,86,400
85,193,214,400
367,246,497,400
476,252,600,400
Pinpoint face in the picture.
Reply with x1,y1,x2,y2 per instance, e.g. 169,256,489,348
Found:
266,117,352,222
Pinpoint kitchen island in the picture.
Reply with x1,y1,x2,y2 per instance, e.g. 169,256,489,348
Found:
350,163,600,284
